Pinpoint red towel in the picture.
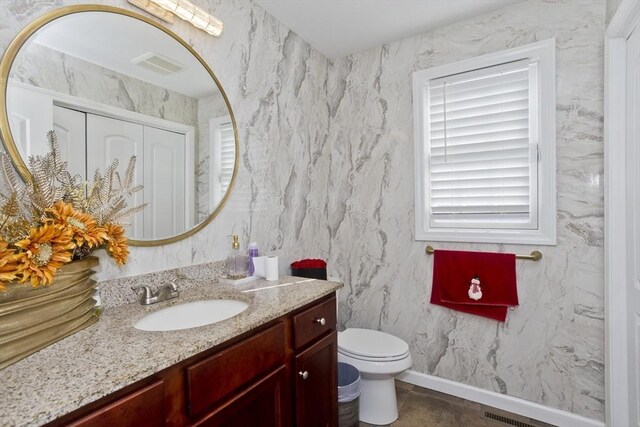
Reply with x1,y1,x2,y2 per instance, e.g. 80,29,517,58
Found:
430,249,518,322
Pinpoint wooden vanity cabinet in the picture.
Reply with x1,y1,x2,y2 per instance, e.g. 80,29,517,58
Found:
292,296,338,427
47,294,337,427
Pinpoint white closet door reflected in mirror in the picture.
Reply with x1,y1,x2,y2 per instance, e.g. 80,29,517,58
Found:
141,124,190,238
83,110,191,240
51,105,86,178
85,113,146,238
9,87,194,240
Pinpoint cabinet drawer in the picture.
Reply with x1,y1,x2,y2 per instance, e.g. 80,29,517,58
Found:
186,322,285,418
67,379,164,427
293,296,336,349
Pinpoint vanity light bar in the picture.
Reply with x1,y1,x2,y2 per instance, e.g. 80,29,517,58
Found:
150,0,224,36
127,0,174,23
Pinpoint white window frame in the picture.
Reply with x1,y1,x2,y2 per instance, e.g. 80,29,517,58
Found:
209,115,234,206
412,38,556,245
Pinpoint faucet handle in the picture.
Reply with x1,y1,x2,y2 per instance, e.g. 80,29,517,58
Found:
157,281,179,299
131,285,152,299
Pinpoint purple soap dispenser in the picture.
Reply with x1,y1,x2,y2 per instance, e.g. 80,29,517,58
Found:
247,242,259,276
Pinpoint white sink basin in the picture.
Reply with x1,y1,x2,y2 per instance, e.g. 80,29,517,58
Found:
134,299,249,331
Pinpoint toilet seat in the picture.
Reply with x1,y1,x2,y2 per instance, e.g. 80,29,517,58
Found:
339,347,409,362
338,328,410,362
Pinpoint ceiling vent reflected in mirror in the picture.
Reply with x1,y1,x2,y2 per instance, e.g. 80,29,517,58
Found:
132,52,185,75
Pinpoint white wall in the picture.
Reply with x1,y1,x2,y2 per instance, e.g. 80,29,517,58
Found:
324,0,606,421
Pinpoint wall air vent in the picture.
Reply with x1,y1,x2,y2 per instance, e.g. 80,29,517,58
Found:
132,52,185,75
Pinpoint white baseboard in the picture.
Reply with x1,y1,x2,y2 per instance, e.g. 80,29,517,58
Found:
397,370,604,427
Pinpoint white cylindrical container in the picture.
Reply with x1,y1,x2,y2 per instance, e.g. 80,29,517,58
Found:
265,256,278,281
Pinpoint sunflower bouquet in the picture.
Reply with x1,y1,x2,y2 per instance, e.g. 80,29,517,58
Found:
0,131,147,290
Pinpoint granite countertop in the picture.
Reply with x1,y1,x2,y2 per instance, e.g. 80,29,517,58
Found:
0,276,343,427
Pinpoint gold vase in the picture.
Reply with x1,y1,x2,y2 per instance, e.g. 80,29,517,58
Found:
0,256,100,369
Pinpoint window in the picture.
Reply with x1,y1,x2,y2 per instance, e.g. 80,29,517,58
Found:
412,39,556,245
210,116,236,205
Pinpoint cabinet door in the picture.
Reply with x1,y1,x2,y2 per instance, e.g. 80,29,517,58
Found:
295,331,337,427
186,322,285,418
192,366,288,427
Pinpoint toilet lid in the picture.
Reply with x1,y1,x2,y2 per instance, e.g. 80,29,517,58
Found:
338,328,409,359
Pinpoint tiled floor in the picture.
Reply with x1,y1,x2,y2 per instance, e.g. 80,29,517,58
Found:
359,381,555,427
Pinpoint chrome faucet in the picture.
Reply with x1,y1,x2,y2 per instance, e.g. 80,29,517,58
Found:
132,281,179,305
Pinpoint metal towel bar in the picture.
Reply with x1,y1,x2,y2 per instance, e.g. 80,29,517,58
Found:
424,245,542,261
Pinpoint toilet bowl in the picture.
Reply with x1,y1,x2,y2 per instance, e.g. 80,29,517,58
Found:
337,328,412,425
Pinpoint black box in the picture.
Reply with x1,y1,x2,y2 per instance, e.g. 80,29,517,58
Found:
291,267,327,280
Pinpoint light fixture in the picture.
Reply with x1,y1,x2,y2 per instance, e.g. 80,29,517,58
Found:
127,0,174,23
148,0,223,36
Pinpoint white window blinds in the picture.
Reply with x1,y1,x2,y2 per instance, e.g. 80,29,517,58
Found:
218,120,235,195
426,60,538,228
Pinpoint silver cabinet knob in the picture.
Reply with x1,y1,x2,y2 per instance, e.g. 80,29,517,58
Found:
299,371,309,380
314,317,326,326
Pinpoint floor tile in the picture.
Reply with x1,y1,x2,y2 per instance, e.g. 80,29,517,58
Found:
354,380,557,427
396,386,412,411
395,380,415,391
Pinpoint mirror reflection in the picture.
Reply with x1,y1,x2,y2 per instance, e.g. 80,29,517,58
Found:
5,10,237,242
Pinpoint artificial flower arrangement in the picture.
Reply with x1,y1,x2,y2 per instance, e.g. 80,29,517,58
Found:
290,258,327,280
0,131,146,291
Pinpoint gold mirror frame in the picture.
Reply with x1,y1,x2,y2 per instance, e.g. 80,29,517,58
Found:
0,4,239,247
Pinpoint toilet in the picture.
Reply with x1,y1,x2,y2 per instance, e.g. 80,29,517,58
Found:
337,328,412,425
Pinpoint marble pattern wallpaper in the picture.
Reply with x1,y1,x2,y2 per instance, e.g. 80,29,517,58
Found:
324,0,605,421
0,0,606,422
10,43,198,125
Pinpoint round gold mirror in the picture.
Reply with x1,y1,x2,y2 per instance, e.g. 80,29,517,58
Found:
0,5,239,246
